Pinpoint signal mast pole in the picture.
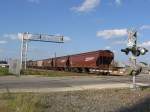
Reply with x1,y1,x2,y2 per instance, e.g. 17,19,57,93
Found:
127,30,137,89
20,33,28,71
19,32,64,73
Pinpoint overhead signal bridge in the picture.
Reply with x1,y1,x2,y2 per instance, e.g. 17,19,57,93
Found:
22,33,64,43
19,32,64,71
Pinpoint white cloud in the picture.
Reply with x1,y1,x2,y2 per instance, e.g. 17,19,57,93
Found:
0,40,7,44
63,36,71,42
71,0,123,13
27,0,40,4
72,0,100,12
115,0,122,5
97,29,127,39
140,41,150,48
3,34,19,40
140,25,150,30
105,46,111,49
112,50,116,53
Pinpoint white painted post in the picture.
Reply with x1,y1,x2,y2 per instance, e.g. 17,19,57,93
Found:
20,33,24,76
25,40,28,70
132,55,136,89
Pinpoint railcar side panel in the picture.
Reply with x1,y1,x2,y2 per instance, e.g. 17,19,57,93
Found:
70,51,100,68
43,58,53,69
54,56,69,68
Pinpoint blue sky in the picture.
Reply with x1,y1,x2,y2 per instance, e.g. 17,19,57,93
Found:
0,0,150,63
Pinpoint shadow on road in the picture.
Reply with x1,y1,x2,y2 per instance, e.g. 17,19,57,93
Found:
118,96,150,112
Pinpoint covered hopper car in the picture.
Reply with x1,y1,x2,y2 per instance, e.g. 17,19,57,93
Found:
27,50,114,74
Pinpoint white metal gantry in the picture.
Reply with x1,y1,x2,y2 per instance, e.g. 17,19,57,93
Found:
19,32,64,72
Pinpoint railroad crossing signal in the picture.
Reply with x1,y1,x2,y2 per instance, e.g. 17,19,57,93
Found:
19,32,64,73
121,29,148,57
121,29,148,90
127,30,137,48
121,47,148,57
138,47,148,55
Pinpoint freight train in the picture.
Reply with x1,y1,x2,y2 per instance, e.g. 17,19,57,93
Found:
27,50,114,74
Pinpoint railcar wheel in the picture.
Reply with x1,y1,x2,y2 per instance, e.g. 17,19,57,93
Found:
106,72,110,76
71,68,76,72
78,68,82,73
74,68,81,73
83,68,89,73
65,68,69,72
96,72,103,75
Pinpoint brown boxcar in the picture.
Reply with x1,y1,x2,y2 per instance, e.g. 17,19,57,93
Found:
37,60,43,68
30,61,37,68
27,50,114,74
27,61,33,68
42,58,53,69
27,60,43,69
53,56,70,70
69,50,114,72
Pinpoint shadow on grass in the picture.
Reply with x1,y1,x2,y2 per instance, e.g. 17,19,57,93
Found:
118,96,150,112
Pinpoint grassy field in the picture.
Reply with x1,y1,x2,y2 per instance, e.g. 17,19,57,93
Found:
0,67,12,76
22,69,93,77
0,67,92,77
0,88,150,112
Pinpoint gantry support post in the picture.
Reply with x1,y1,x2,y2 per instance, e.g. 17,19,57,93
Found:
20,33,28,72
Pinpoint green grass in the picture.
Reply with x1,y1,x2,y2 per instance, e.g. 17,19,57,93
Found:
0,88,150,112
0,93,39,112
0,67,12,76
22,69,91,77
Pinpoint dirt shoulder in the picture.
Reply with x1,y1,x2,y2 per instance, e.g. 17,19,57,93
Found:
0,88,150,112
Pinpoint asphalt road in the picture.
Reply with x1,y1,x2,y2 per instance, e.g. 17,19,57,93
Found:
0,74,150,93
